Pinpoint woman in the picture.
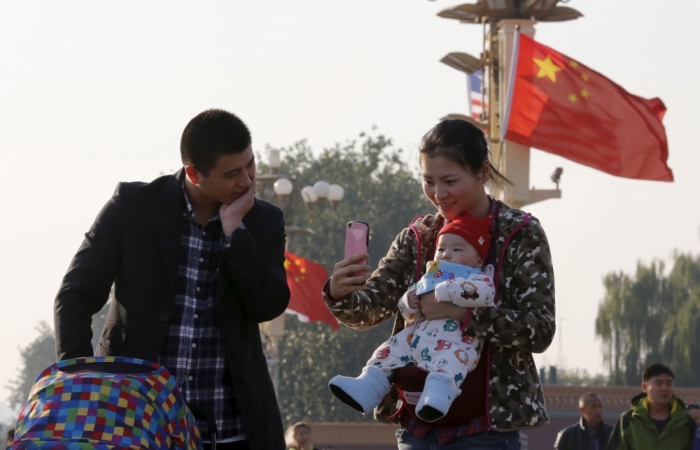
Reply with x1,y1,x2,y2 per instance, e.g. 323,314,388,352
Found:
324,119,555,449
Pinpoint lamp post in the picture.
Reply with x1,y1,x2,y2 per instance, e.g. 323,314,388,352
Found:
438,0,581,208
256,148,344,398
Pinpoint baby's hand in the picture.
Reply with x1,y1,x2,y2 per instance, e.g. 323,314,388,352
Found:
407,290,420,310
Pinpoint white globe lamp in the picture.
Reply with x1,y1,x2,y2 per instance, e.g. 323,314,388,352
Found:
273,178,293,198
313,181,330,203
301,186,317,209
328,184,344,209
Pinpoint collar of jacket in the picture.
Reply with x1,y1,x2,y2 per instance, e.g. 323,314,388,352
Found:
157,168,262,223
409,213,443,247
578,416,608,434
157,168,187,203
631,392,684,417
493,200,533,238
642,396,679,415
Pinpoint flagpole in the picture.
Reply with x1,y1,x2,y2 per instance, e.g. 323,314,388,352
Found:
437,1,575,208
501,29,520,144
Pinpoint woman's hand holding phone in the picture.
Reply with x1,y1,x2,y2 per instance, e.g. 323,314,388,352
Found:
329,253,371,300
329,221,371,300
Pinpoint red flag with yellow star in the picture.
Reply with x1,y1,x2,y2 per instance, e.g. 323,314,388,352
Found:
284,251,339,330
504,34,673,181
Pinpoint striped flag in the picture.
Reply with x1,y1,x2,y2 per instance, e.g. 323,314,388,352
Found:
467,70,487,120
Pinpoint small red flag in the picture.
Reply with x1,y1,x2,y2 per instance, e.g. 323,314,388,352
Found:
504,34,673,182
284,251,339,330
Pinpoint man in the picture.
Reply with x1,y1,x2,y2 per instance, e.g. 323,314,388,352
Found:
6,428,14,448
554,392,613,450
54,109,290,450
607,363,696,450
686,404,700,427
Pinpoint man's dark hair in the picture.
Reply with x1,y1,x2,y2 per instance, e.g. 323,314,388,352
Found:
6,428,15,445
642,363,674,382
180,109,251,176
579,392,602,408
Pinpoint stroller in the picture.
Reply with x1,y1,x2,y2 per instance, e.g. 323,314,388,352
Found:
8,356,205,450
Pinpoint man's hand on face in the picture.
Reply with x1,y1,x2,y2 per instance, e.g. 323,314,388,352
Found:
220,185,255,235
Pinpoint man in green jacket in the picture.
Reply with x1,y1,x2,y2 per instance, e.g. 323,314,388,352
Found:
607,364,696,450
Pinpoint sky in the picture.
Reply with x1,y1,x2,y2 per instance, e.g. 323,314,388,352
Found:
1,0,699,409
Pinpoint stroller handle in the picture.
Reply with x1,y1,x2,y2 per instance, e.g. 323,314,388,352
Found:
188,406,218,450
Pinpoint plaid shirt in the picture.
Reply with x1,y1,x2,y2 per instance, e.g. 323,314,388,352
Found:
400,414,490,445
158,187,242,441
584,421,606,450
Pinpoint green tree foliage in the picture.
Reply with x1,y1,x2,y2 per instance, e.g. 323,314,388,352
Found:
278,317,394,424
555,368,608,387
6,302,111,409
595,252,700,387
265,132,432,424
5,322,55,409
661,253,700,384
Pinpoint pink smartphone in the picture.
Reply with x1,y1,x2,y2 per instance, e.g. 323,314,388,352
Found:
344,221,369,277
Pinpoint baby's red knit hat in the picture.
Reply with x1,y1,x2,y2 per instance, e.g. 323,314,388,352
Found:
437,214,493,261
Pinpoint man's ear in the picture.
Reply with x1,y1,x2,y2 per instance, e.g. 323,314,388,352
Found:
641,381,648,394
578,406,585,415
184,166,200,185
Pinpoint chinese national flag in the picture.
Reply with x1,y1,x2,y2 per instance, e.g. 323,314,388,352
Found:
504,34,673,182
284,251,339,330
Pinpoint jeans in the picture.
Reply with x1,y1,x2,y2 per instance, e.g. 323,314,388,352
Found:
396,428,521,450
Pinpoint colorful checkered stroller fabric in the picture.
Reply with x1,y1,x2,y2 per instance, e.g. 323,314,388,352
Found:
8,356,202,449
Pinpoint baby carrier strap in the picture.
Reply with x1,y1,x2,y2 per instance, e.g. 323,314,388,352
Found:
459,212,531,330
492,212,530,298
408,215,427,283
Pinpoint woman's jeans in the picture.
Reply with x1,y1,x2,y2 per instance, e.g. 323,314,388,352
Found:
396,428,521,450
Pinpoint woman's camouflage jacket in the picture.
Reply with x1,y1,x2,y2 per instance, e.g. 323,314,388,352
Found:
323,201,555,431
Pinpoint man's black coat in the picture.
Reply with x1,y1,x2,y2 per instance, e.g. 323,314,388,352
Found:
54,170,290,450
554,417,613,450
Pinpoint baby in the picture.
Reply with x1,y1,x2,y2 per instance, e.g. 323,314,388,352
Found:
329,215,496,422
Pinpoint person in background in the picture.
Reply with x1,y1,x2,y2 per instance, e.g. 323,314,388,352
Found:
687,405,700,450
686,404,700,427
6,428,15,448
288,422,315,450
554,392,612,450
607,363,696,450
